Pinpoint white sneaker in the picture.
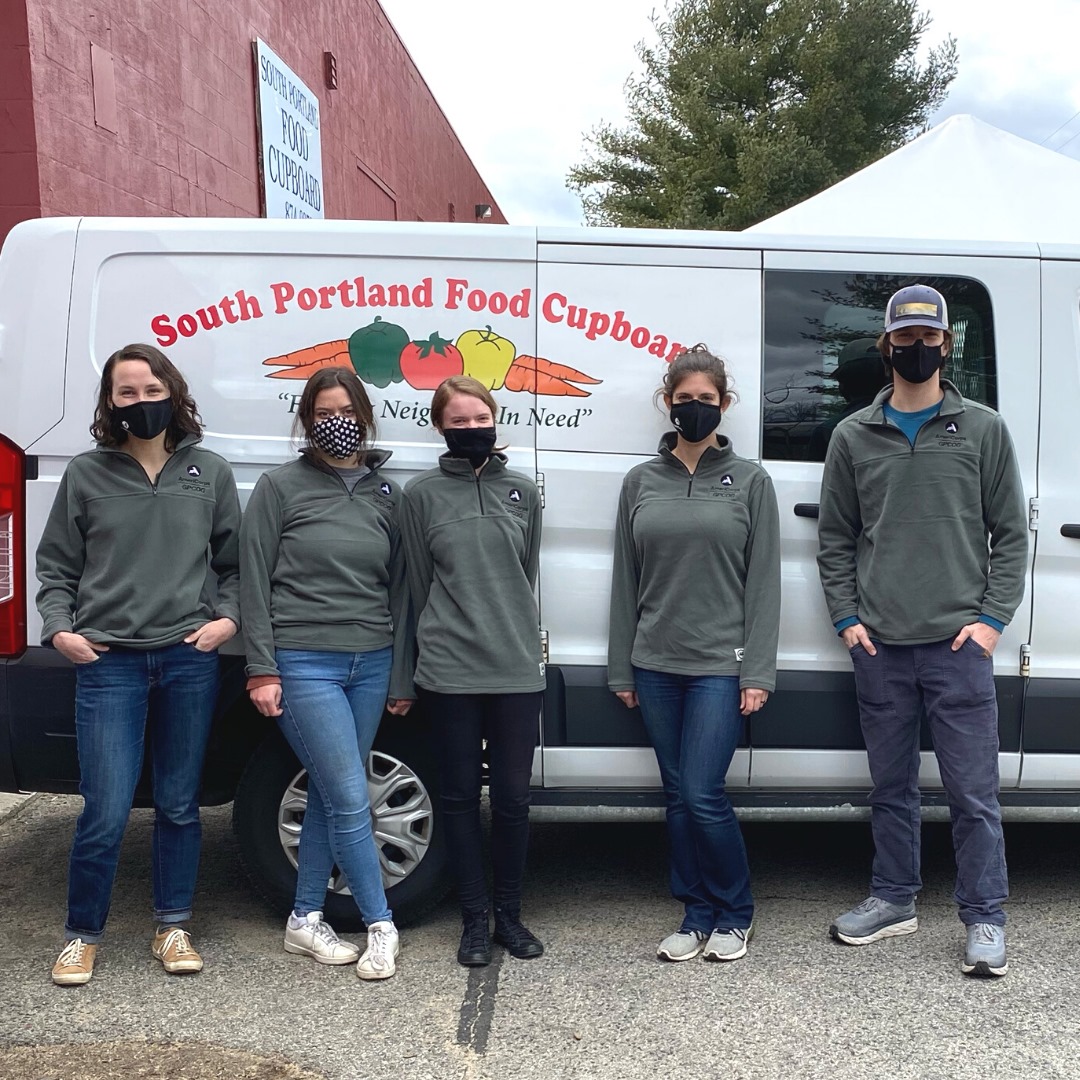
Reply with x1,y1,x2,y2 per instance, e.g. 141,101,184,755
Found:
356,920,399,980
283,911,360,966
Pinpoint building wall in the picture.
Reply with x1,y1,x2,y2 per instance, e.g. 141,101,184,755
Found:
0,0,41,241
0,0,504,246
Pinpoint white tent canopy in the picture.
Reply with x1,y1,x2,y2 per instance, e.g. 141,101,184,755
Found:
746,114,1080,243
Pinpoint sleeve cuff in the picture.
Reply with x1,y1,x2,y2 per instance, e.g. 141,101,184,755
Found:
246,674,281,691
40,618,74,644
978,614,1006,633
834,617,859,634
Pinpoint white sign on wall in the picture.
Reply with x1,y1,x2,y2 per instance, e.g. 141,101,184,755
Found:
253,39,324,220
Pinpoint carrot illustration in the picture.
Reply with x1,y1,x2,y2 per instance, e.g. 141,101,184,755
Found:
263,340,350,367
504,357,592,396
266,355,352,379
519,356,602,385
504,355,601,396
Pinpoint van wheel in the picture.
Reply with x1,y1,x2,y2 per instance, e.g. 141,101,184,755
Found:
231,719,450,929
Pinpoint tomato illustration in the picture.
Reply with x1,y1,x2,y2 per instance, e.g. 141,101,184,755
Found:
348,316,408,388
399,331,464,390
455,325,516,390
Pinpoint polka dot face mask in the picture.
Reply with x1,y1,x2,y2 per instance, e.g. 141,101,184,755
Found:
310,415,363,459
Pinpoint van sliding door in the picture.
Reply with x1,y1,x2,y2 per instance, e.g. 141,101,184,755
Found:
753,249,1039,791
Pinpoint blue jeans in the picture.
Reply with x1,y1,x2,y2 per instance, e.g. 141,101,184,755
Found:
851,637,1007,925
277,647,392,925
67,642,219,943
634,668,752,933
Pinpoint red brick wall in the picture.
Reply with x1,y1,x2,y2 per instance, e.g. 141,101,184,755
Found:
0,0,504,246
0,0,41,241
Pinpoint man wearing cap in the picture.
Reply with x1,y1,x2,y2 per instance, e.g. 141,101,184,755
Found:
817,284,1027,977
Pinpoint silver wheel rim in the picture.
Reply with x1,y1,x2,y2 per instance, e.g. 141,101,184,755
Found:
276,750,434,895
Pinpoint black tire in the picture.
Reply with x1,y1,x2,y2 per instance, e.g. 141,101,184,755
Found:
231,712,450,929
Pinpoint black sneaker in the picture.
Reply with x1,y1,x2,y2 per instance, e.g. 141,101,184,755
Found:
493,905,544,959
457,910,491,967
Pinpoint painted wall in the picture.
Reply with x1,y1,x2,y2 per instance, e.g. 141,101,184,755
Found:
0,0,504,246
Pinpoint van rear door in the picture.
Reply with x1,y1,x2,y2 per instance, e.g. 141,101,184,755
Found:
1020,251,1080,788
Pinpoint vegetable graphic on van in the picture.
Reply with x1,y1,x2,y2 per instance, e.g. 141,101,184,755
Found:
399,332,464,389
454,325,516,390
264,327,602,397
347,316,409,388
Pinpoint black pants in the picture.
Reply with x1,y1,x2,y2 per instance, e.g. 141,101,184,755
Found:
421,690,542,912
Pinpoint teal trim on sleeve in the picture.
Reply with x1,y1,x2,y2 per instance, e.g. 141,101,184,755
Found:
834,616,859,633
978,614,1005,633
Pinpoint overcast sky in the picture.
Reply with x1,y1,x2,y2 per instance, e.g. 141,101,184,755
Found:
378,0,1080,227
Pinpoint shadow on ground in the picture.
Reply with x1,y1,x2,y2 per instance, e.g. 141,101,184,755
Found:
0,1040,325,1080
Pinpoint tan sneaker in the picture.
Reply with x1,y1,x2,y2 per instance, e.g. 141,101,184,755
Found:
152,927,204,974
52,938,97,985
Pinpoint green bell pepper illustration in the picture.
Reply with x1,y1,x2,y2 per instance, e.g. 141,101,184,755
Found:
348,316,409,389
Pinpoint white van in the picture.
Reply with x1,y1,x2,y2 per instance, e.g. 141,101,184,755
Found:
1,217,1077,925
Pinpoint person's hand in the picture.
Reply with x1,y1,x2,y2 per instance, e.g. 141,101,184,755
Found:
740,688,769,716
185,618,237,652
249,684,283,717
841,623,876,655
52,631,108,665
615,690,638,709
952,622,1000,655
387,698,414,716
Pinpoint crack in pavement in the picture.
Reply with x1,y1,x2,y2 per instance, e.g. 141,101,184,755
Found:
455,950,503,1057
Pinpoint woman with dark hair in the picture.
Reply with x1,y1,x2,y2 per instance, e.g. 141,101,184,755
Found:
241,367,414,981
608,345,780,964
37,343,241,986
400,375,545,968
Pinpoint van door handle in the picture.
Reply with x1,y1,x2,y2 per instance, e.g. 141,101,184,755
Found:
794,503,820,519
1062,524,1080,539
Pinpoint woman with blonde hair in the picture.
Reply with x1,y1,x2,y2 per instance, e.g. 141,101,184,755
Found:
400,376,545,967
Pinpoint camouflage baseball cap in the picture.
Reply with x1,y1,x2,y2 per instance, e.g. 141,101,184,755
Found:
884,284,949,332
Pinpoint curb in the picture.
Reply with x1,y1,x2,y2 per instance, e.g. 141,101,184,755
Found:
0,792,41,826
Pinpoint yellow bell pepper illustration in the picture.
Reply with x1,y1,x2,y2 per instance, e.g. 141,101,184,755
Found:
454,325,517,390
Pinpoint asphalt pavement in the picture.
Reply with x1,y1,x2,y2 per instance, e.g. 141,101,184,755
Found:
2,795,1080,1079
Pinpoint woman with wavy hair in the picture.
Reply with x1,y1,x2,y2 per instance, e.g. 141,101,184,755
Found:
37,343,241,985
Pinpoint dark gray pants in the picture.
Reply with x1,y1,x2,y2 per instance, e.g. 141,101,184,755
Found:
851,637,1007,926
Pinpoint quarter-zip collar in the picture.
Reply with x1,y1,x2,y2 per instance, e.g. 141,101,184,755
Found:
299,446,392,478
859,379,966,427
437,451,509,481
94,432,202,490
657,431,736,475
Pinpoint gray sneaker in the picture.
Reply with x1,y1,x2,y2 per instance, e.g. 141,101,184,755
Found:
703,924,753,962
830,896,917,945
657,928,707,961
961,923,1008,977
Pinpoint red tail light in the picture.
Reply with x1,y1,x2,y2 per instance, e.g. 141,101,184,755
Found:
0,434,26,658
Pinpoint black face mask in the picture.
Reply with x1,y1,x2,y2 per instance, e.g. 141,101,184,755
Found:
669,400,722,443
113,399,173,441
444,426,497,467
889,341,944,385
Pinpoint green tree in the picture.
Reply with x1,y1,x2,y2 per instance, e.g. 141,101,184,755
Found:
568,0,957,229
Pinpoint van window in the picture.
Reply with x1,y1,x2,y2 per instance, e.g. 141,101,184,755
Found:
763,271,996,462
